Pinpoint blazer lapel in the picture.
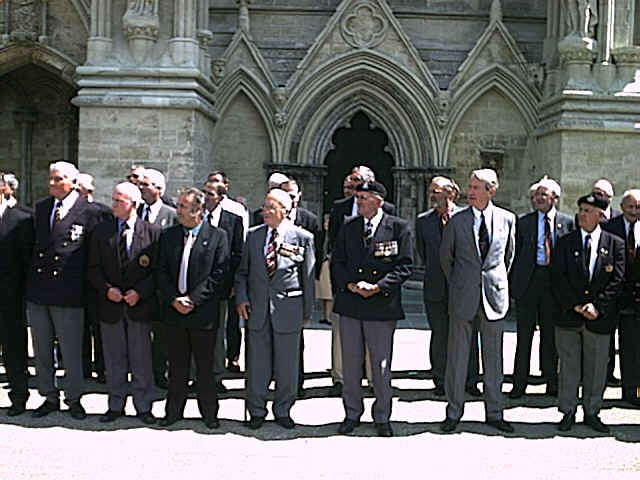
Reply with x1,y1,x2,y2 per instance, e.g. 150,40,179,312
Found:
255,224,269,278
462,208,481,265
592,233,608,281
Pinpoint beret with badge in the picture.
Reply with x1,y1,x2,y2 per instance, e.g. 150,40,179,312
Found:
577,193,609,210
356,181,387,199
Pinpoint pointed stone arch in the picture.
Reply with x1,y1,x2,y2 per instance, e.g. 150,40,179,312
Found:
215,67,279,164
443,65,539,164
0,43,78,86
284,50,440,169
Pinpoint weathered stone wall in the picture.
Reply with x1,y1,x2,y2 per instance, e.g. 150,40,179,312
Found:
212,92,271,211
47,0,89,65
0,82,21,176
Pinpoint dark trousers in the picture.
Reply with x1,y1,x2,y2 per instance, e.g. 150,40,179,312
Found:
619,311,640,397
513,266,558,388
226,296,242,362
425,300,479,389
151,320,169,382
340,315,396,423
82,306,104,377
165,325,218,421
101,318,154,413
0,304,29,406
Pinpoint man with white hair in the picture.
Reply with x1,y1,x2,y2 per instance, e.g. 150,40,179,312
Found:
25,161,102,419
440,169,516,434
509,176,574,399
528,181,539,212
250,171,291,227
235,188,315,430
603,189,640,406
88,182,161,424
592,178,622,221
1,173,20,208
138,168,177,389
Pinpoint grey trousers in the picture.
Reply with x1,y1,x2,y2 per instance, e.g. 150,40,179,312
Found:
27,302,85,403
340,315,396,423
100,317,154,413
331,315,343,383
246,318,300,418
445,306,504,422
556,325,609,416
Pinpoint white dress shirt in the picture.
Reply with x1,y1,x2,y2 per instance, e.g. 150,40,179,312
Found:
208,204,222,228
50,190,79,229
363,208,384,237
580,225,601,281
471,202,494,257
118,216,137,255
142,199,163,224
536,207,557,265
624,217,640,250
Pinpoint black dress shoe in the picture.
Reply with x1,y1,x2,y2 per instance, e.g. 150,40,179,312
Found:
557,413,575,432
319,318,332,326
486,419,514,433
584,414,610,433
275,416,295,429
466,385,482,397
215,380,228,394
508,386,525,399
7,404,26,417
159,416,180,427
99,410,123,423
434,384,445,397
205,417,220,429
297,387,306,399
96,373,106,384
607,375,622,387
375,422,393,437
545,385,558,397
338,418,360,434
440,417,459,433
247,416,265,430
67,401,87,420
137,411,156,425
32,400,59,418
330,382,343,397
226,362,240,373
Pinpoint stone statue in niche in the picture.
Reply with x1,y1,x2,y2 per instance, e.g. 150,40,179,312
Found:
122,0,160,64
211,59,226,84
11,0,40,38
272,87,288,129
563,0,598,40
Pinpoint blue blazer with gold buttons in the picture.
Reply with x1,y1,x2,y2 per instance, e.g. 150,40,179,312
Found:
331,213,413,321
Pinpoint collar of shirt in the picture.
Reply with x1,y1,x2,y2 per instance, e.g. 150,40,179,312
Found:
6,196,16,208
471,202,494,239
183,220,204,238
603,206,612,220
580,225,601,280
538,206,556,224
288,207,297,223
364,208,384,235
53,189,79,220
623,217,640,246
146,199,163,223
208,204,222,227
119,216,136,234
265,219,294,254
536,207,557,265
350,197,359,217
0,197,6,217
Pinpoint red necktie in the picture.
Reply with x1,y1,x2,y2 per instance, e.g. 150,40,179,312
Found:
265,229,278,278
544,214,552,265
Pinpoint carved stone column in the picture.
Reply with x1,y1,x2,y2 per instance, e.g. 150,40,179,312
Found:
13,109,38,207
237,0,252,36
170,0,199,66
613,46,640,93
123,0,160,65
558,36,597,92
87,0,113,64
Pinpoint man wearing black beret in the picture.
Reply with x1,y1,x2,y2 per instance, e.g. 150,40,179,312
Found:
552,194,625,433
331,180,413,437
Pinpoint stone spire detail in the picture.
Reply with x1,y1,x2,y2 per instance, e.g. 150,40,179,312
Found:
490,0,502,23
237,0,252,36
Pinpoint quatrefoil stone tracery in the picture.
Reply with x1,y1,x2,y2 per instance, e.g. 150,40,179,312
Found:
341,2,388,49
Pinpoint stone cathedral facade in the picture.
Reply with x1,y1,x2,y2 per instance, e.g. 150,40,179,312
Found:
1,0,640,219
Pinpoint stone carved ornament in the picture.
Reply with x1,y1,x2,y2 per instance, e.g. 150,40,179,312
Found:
272,87,288,129
11,0,40,37
123,0,160,39
562,0,598,40
211,59,226,84
341,1,388,50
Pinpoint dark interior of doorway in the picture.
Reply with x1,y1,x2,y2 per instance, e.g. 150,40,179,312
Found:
323,111,394,214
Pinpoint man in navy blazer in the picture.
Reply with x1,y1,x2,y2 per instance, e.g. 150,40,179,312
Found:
552,194,625,433
25,161,102,420
331,181,413,437
509,177,574,399
156,188,229,429
88,182,161,424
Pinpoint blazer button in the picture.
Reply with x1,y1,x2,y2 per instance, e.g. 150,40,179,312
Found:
357,268,363,273
52,270,58,277
37,268,43,273
62,242,68,247
39,252,44,258
372,270,377,275
54,255,59,262
584,290,589,295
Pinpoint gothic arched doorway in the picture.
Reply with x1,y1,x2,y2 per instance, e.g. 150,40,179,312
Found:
323,111,394,213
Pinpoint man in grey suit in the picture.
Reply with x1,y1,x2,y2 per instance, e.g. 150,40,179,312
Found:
235,189,315,430
440,169,516,434
416,176,480,397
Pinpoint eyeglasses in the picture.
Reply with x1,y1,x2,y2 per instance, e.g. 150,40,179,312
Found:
138,182,151,188
128,174,140,180
204,190,217,197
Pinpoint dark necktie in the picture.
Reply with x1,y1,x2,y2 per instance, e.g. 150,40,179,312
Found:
364,220,373,248
478,212,489,261
265,229,278,278
584,234,592,274
141,206,149,221
439,211,450,236
628,222,636,264
52,201,62,229
119,222,130,272
544,214,552,265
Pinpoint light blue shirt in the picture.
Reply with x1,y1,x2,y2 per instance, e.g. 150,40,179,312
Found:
118,217,137,256
536,207,556,265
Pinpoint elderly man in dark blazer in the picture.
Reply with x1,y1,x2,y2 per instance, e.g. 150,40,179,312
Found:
602,189,640,406
416,176,480,397
552,194,625,433
331,181,413,437
88,182,161,424
25,161,102,420
156,188,229,429
509,177,574,399
440,169,516,434
235,189,315,430
0,182,34,416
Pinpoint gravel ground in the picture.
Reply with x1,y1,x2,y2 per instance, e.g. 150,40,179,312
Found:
1,329,639,480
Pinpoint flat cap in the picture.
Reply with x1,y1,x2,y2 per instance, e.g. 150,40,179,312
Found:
577,193,608,210
356,180,387,199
